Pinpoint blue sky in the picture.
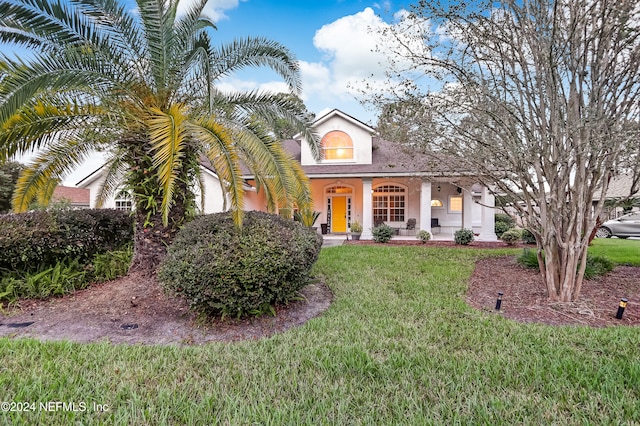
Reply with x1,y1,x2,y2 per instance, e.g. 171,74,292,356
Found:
196,0,404,124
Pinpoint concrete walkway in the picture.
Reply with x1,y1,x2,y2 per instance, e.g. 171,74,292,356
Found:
321,232,454,247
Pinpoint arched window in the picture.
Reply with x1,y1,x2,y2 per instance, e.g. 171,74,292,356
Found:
115,190,133,211
373,184,406,223
321,131,353,160
431,199,444,208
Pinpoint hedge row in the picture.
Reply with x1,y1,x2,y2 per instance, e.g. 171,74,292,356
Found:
0,209,133,272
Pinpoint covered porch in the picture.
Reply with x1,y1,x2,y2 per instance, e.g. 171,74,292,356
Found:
308,176,497,241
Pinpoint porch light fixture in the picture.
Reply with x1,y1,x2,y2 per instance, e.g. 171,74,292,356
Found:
495,292,503,310
616,298,628,319
437,185,441,192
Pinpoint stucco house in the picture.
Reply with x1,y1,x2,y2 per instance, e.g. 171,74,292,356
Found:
77,109,498,240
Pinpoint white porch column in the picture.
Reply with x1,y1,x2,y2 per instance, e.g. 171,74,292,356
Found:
361,178,373,240
478,185,498,241
420,179,432,234
462,185,474,230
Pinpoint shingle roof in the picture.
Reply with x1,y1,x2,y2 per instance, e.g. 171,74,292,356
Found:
273,137,468,178
52,186,90,206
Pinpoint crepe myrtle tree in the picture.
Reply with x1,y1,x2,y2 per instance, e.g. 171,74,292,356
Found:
367,0,640,301
0,0,319,274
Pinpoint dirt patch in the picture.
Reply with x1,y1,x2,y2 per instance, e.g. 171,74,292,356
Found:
0,273,333,345
468,256,640,327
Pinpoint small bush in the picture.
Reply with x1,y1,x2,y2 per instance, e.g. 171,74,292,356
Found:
501,228,522,245
158,211,323,319
494,214,514,238
584,255,614,280
91,246,132,282
521,229,536,244
495,213,515,226
372,223,395,243
517,248,541,269
454,228,474,245
495,221,510,238
417,230,431,243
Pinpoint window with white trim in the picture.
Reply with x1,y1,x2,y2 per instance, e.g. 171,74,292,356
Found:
115,190,133,211
431,199,444,208
321,131,353,160
373,185,406,223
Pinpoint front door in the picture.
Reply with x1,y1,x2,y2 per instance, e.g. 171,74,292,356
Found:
332,197,347,232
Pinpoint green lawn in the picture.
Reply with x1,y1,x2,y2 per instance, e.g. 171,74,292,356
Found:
589,238,640,266
1,245,638,425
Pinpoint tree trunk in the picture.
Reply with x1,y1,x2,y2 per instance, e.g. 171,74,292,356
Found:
540,234,589,302
128,183,190,276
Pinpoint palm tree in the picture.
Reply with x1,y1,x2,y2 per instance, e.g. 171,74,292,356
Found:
0,0,318,274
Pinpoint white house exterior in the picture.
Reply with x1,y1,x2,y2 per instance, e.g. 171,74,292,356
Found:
77,109,498,240
243,109,497,240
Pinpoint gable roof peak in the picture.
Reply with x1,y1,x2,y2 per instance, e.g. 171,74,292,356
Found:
312,109,376,134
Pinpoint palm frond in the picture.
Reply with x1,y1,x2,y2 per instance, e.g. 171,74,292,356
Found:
191,116,245,226
148,104,188,225
210,36,301,93
0,97,109,161
12,138,93,211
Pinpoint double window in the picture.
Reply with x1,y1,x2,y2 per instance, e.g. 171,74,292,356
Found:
373,185,406,223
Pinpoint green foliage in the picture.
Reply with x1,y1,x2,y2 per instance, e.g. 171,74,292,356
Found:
159,211,323,319
372,223,395,243
494,221,510,238
500,228,522,245
454,228,474,245
350,220,363,233
494,214,515,238
517,248,541,269
91,246,133,282
495,213,515,226
521,229,537,244
583,255,615,280
517,248,614,280
417,229,431,243
293,209,321,227
0,161,24,213
0,259,87,304
0,209,133,272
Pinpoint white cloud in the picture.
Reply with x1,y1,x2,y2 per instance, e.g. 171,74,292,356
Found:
177,0,244,22
300,7,431,110
310,7,389,96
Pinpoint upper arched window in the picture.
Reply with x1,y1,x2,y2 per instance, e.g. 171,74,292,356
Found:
321,131,353,160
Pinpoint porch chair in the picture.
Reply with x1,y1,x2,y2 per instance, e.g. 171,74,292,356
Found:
401,218,417,236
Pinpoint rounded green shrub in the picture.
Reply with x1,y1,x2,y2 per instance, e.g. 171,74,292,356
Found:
454,228,474,245
501,228,522,245
158,211,323,318
417,230,431,243
372,223,395,243
494,221,510,238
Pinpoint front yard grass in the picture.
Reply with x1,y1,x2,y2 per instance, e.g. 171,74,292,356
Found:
589,238,640,266
1,245,638,425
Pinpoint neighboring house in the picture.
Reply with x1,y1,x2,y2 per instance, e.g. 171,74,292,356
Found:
76,109,498,240
52,185,90,209
593,174,639,219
